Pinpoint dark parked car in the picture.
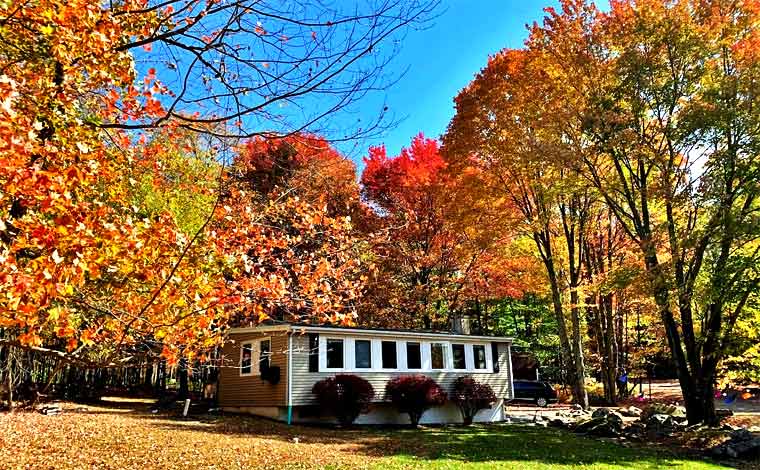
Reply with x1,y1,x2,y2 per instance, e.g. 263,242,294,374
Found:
510,380,558,407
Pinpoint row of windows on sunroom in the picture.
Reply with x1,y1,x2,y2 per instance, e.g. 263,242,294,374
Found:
323,338,489,372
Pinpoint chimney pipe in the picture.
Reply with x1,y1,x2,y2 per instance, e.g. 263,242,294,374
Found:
451,314,472,335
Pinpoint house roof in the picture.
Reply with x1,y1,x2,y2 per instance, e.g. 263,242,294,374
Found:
229,321,513,343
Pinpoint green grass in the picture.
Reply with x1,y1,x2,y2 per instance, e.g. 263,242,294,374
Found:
363,424,729,470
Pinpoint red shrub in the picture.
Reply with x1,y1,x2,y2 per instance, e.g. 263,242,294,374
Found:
450,376,497,425
385,375,447,426
312,374,375,425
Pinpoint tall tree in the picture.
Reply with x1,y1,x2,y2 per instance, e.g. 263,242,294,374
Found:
443,48,593,408
528,0,760,424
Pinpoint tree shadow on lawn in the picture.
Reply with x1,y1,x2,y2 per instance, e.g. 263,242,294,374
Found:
109,407,728,469
364,425,724,469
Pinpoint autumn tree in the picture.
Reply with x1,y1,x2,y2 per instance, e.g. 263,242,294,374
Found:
516,0,760,424
235,134,362,219
582,207,642,402
220,144,367,326
443,47,595,408
0,0,426,384
360,134,494,330
0,0,228,368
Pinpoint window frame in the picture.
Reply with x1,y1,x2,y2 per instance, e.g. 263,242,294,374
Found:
239,337,271,377
380,340,399,370
323,337,346,371
473,344,488,370
240,341,254,376
405,341,422,370
259,338,271,372
354,339,373,369
430,342,447,370
451,343,467,370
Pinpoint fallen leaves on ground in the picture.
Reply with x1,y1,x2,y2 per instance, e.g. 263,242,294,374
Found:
0,401,382,470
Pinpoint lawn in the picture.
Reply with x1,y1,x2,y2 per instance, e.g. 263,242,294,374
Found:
0,400,732,470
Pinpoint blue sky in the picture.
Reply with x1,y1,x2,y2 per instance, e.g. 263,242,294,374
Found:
137,1,612,173
345,0,562,168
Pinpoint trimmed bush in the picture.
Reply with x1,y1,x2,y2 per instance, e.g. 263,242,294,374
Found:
450,376,497,425
312,374,374,425
385,375,447,426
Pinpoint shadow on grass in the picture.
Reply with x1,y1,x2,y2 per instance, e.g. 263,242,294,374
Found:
82,401,728,469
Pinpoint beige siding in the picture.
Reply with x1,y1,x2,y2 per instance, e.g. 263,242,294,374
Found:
218,331,288,407
289,333,513,406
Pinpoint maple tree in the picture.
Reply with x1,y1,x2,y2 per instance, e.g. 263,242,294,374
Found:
360,134,501,330
0,0,223,366
0,0,416,385
218,147,367,326
235,134,363,219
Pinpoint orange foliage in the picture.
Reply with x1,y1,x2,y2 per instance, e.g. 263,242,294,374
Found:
235,134,362,218
0,0,365,364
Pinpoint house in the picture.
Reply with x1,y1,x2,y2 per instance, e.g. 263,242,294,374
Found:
217,323,514,425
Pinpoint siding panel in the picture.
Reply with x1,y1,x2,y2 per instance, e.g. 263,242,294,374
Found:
218,331,288,407
289,333,513,406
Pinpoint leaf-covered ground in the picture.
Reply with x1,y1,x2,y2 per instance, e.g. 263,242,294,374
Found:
0,399,733,469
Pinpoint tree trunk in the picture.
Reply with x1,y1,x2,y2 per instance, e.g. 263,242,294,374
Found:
570,289,588,409
178,358,189,400
601,295,618,404
643,249,700,423
549,280,577,397
6,358,13,412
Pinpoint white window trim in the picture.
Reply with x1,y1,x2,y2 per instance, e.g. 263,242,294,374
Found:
240,341,255,377
320,336,347,371
472,344,489,371
239,337,270,377
429,341,449,371
353,338,373,370
404,340,424,371
316,336,495,374
260,337,272,371
379,339,401,371
450,342,468,371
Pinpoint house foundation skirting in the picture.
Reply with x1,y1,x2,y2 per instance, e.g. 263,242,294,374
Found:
225,399,505,425
221,406,287,421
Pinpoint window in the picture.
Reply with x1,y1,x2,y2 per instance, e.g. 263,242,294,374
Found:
240,342,253,375
326,338,344,369
406,342,422,369
355,340,372,369
381,341,397,369
473,344,487,370
431,343,445,369
259,339,271,371
452,343,466,369
308,334,319,372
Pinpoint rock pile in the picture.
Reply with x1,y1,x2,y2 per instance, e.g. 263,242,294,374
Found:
544,403,758,462
619,406,643,418
572,408,625,437
710,428,760,460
